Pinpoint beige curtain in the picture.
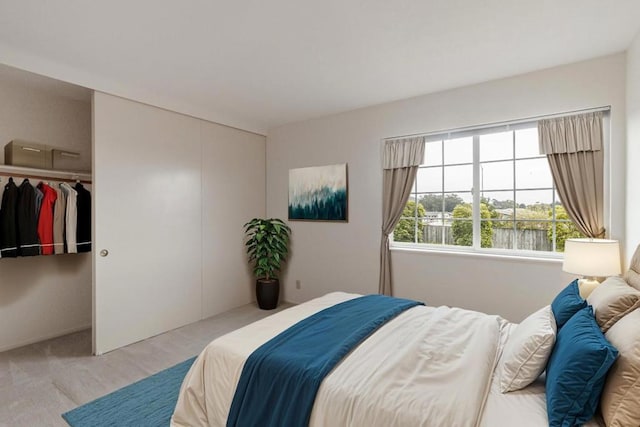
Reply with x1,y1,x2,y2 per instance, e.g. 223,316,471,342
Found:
538,112,605,238
379,137,425,295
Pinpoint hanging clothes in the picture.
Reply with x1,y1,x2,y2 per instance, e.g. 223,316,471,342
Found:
0,178,19,258
35,186,44,220
17,179,39,256
53,185,66,255
37,182,58,255
1,176,91,259
74,183,91,253
60,183,78,254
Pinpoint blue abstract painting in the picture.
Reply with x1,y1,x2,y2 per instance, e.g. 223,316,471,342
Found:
288,163,348,221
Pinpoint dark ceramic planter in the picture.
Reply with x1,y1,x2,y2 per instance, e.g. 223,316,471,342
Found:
256,279,279,310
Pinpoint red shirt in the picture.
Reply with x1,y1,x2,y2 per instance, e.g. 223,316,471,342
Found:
37,183,58,255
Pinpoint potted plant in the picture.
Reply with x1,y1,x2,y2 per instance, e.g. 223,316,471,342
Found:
244,218,291,310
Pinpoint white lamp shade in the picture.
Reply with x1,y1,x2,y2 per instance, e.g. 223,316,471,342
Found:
563,238,621,277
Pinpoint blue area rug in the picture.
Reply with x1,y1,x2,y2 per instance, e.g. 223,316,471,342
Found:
62,357,196,427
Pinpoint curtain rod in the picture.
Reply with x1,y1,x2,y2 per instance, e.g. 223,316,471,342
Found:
383,105,611,141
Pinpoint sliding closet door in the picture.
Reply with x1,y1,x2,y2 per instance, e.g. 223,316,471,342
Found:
92,92,202,354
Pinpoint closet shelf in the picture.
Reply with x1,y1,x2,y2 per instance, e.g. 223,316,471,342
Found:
0,164,91,184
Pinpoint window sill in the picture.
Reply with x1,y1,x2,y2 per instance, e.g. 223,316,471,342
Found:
390,244,564,264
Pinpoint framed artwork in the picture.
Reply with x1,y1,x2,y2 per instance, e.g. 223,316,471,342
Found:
288,163,348,222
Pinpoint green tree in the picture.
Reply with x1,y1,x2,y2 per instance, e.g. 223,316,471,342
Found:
451,203,493,247
481,197,499,219
489,199,516,209
419,194,463,213
528,203,553,213
490,206,550,231
393,201,427,243
514,208,550,230
549,205,583,251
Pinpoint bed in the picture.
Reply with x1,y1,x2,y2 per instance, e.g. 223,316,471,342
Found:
171,248,640,427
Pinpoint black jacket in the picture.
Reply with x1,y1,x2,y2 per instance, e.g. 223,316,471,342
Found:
0,178,19,257
74,183,91,253
17,179,39,256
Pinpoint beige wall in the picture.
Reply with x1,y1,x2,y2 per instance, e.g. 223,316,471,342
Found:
267,53,626,322
93,93,265,353
627,32,640,263
0,76,92,351
0,78,91,170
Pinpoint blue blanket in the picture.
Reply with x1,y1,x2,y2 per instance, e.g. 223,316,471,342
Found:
226,294,423,427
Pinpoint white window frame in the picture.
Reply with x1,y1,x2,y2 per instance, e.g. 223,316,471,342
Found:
390,109,610,259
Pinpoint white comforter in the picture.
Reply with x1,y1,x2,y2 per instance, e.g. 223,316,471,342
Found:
172,292,508,427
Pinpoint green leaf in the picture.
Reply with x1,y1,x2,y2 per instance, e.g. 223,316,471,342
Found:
244,217,290,280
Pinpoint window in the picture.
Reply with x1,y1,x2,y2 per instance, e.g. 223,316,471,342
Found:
392,123,584,255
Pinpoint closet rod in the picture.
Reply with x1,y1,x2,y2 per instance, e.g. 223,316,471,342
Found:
0,165,92,184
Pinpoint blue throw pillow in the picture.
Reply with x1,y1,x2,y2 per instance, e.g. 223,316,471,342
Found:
551,279,587,328
545,306,618,427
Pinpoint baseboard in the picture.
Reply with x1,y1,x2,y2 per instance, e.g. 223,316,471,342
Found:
0,323,92,353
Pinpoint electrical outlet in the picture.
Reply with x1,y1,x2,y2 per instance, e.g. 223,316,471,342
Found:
295,280,301,289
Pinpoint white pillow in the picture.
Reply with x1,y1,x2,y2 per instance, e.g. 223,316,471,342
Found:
499,305,557,393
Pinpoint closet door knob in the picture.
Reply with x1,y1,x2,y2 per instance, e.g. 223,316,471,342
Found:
100,249,109,257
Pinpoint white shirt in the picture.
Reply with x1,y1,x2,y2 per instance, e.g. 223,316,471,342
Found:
60,183,78,254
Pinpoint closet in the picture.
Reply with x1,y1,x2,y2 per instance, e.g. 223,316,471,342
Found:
92,93,266,354
1,64,266,356
0,64,92,352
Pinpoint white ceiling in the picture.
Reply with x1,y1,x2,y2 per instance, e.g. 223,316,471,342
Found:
0,1,638,135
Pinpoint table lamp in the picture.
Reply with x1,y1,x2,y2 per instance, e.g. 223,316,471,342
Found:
562,238,621,298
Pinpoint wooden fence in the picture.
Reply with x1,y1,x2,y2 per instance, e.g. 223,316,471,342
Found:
424,226,552,251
